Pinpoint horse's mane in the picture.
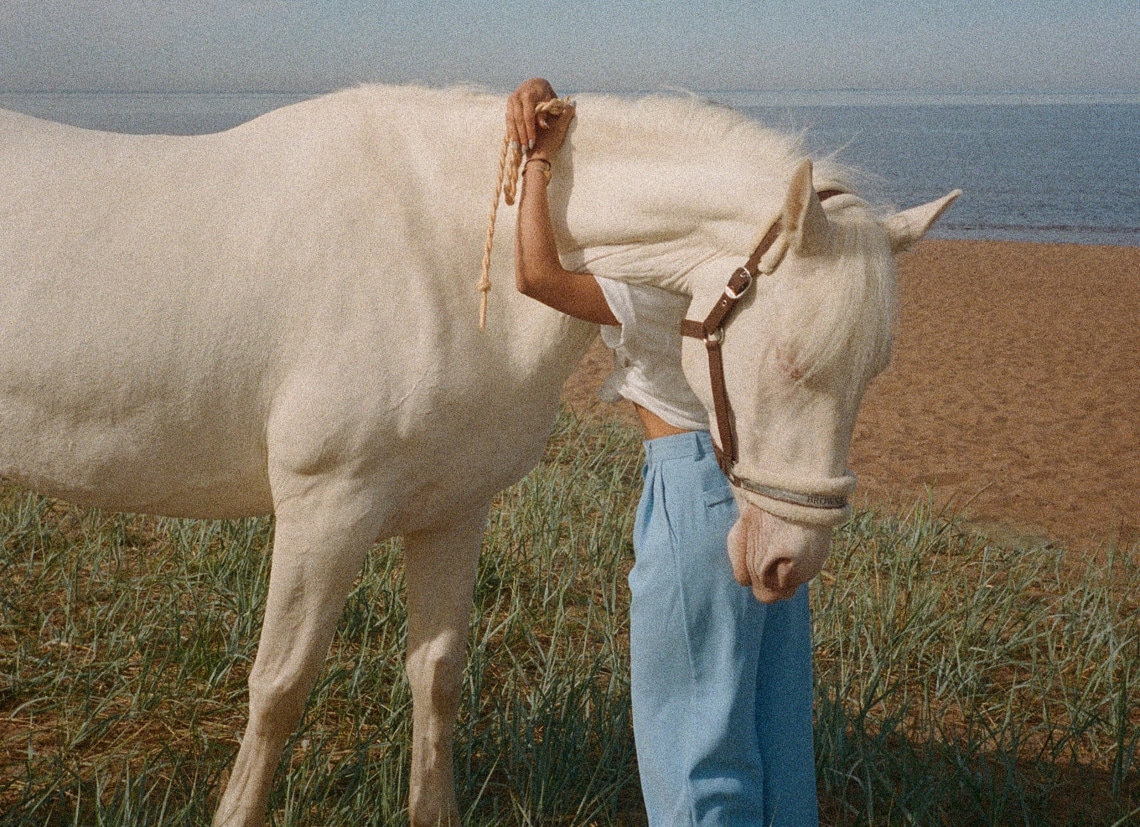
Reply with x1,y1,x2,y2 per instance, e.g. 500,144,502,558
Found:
571,93,856,201
585,93,800,153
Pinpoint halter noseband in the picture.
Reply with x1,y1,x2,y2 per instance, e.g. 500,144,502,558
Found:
680,189,851,513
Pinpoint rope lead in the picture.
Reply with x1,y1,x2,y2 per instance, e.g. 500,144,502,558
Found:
478,98,571,329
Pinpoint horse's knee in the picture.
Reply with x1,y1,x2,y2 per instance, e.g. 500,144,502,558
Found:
246,665,312,737
407,637,465,714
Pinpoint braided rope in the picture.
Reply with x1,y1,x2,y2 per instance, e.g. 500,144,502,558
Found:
478,97,571,329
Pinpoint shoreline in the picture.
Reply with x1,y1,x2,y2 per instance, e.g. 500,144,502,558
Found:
562,238,1140,551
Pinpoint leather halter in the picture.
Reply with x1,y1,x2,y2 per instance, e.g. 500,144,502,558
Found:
680,189,851,512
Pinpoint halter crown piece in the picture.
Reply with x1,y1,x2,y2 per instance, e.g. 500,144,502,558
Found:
477,97,573,330
680,189,855,517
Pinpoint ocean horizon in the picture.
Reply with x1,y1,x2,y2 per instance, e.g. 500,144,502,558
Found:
2,89,1138,247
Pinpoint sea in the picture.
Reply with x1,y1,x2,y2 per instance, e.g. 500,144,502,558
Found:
2,89,1138,247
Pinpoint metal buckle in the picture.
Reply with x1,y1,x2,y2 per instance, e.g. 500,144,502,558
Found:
724,268,753,300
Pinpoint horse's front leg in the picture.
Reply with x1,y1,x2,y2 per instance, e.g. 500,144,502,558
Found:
404,507,489,827
212,481,380,827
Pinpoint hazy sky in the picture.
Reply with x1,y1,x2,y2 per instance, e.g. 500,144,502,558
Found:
1,1,1136,94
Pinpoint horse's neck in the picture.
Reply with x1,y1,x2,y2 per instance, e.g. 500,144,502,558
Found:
556,96,796,297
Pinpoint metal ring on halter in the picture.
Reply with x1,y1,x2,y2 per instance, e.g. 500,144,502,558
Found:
724,269,753,300
703,327,725,346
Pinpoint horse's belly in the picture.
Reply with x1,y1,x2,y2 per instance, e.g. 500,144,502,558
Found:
0,392,273,518
3,463,273,519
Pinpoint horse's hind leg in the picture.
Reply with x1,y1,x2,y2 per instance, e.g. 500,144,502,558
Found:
212,486,380,827
404,507,488,827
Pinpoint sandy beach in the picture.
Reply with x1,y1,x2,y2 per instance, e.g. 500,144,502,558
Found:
562,239,1140,552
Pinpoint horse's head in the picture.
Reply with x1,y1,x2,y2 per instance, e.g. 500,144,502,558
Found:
681,160,959,602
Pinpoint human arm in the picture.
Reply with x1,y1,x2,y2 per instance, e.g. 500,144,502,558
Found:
509,80,619,327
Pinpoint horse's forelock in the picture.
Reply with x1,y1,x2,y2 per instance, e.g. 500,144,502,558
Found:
778,206,897,389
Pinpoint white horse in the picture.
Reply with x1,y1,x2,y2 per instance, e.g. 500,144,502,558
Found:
0,85,957,825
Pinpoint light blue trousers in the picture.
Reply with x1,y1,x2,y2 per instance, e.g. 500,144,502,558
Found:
629,431,818,826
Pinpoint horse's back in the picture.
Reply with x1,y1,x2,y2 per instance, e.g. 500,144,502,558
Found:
0,88,591,522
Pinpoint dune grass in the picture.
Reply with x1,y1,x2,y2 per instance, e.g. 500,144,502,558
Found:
1,409,1138,825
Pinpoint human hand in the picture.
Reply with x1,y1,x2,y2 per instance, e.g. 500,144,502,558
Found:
507,78,555,150
528,101,575,162
506,78,573,157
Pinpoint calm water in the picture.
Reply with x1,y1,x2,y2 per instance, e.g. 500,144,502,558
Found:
2,90,1138,247
731,99,1140,247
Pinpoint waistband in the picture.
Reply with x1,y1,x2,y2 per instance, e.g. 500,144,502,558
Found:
642,430,715,465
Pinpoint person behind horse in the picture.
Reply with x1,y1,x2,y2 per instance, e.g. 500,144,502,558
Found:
508,78,819,827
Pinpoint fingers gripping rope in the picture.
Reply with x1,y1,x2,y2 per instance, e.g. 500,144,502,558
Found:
477,97,571,329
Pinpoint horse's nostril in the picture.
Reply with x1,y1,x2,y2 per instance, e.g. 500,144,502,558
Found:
762,557,795,589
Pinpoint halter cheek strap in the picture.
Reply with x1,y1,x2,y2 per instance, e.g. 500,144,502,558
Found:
681,189,852,515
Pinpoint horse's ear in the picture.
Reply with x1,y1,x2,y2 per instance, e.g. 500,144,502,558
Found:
885,190,962,252
783,159,831,256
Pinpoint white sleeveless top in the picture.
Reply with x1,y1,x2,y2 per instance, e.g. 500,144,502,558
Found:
596,278,709,432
